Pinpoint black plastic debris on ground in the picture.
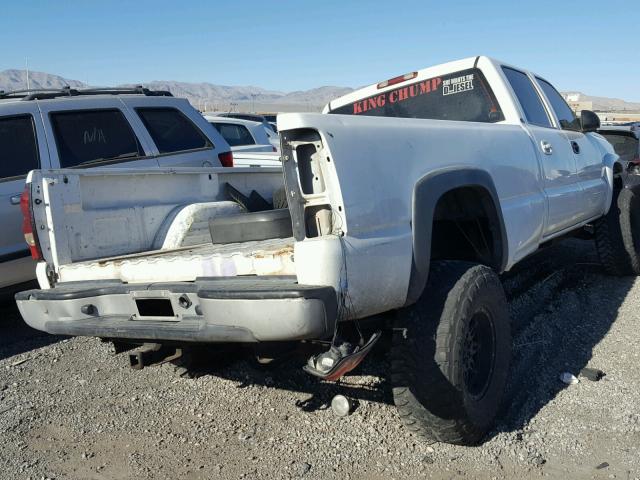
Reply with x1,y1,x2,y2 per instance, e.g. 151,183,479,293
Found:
580,368,606,382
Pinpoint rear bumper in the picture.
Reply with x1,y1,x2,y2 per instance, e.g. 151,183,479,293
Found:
15,277,337,343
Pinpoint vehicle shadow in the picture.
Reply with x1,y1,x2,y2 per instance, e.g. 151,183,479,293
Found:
0,298,64,362
493,239,635,439
182,238,634,442
178,338,394,413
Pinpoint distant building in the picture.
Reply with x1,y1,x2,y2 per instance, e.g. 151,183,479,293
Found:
566,100,593,113
561,93,592,113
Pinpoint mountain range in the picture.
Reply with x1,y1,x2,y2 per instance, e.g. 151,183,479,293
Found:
1,69,638,113
0,69,353,111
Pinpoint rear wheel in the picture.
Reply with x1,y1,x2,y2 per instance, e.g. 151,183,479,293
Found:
391,261,511,445
595,187,640,276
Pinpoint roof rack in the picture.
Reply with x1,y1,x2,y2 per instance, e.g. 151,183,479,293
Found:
0,85,173,101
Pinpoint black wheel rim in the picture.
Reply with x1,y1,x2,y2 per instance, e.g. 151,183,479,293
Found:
462,310,496,400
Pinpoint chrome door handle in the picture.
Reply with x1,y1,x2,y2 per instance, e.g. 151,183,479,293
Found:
10,194,21,205
540,140,553,155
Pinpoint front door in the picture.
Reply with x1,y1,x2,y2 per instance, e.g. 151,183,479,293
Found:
533,76,608,222
527,125,583,235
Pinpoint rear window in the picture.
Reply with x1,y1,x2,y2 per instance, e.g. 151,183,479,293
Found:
0,115,40,179
600,133,639,162
502,67,551,128
211,122,256,146
50,109,143,168
136,107,211,154
329,68,504,123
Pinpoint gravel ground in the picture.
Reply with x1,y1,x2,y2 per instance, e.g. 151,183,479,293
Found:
0,239,638,480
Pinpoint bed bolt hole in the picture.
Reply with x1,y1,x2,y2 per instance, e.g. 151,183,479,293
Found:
81,304,97,315
178,295,192,309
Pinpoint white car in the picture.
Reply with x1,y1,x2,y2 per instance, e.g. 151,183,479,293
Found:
204,115,279,153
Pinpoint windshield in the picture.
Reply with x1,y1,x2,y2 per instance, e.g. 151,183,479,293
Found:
329,68,504,123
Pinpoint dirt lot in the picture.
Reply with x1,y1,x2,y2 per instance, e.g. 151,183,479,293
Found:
0,239,639,480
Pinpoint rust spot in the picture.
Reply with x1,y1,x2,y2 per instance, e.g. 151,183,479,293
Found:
252,246,294,259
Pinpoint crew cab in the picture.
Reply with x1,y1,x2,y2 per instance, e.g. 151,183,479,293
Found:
0,87,233,291
16,57,640,446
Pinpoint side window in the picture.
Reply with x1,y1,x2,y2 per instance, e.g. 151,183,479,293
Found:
211,122,256,146
50,109,143,168
136,108,212,154
536,78,581,131
502,67,552,128
0,115,40,179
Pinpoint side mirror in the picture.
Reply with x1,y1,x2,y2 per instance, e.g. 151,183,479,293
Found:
580,110,600,133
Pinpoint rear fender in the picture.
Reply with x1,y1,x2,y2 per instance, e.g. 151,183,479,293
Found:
405,167,508,306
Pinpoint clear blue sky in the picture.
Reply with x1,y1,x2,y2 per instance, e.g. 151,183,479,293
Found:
1,0,638,101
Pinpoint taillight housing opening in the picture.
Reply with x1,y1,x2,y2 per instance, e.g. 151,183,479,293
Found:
19,185,42,260
218,151,234,167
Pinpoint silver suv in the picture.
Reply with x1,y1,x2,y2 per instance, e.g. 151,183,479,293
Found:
0,87,232,291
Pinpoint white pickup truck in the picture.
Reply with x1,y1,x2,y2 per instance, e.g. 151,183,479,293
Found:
16,56,640,445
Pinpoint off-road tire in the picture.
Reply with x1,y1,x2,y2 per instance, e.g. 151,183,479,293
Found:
595,187,640,276
391,261,511,445
272,187,288,210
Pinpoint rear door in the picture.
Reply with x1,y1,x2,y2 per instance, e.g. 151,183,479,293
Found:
535,77,607,222
502,66,583,236
0,103,49,287
39,98,159,170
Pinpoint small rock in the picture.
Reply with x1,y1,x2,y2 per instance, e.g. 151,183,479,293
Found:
560,372,579,385
294,462,311,476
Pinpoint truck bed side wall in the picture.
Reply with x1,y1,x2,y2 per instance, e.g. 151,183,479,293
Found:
280,113,545,318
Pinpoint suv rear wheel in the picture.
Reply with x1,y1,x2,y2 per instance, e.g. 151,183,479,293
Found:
391,261,511,445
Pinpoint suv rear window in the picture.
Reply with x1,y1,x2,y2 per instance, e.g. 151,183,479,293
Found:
50,109,143,168
600,132,639,162
0,115,40,179
329,68,504,123
137,108,211,153
211,122,256,146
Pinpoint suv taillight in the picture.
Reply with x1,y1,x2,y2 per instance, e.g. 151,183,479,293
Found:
19,186,42,260
218,151,234,167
